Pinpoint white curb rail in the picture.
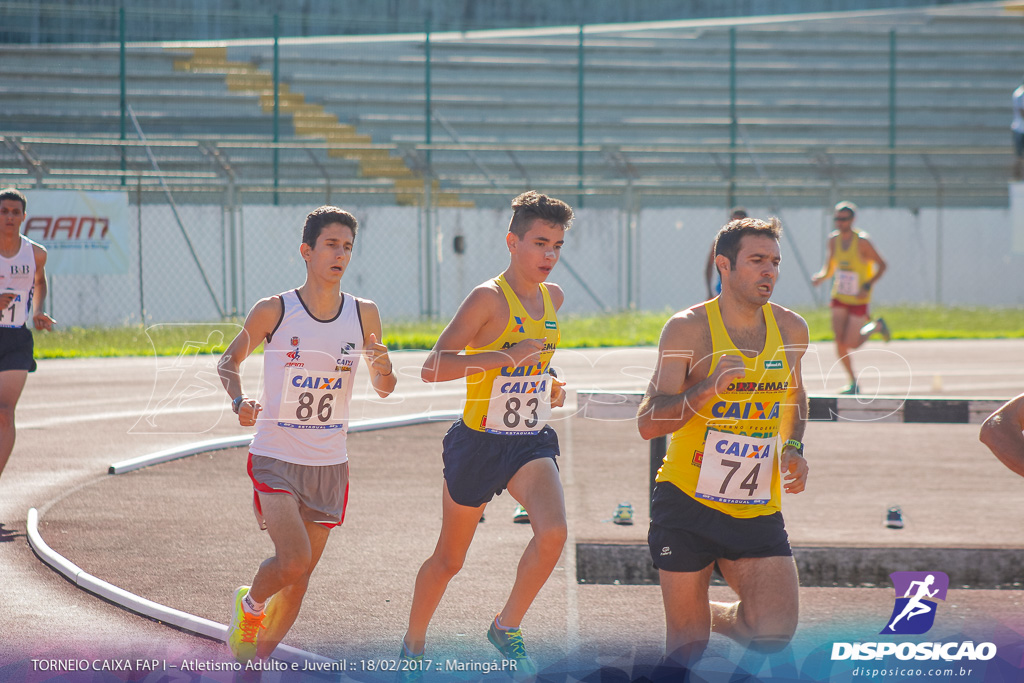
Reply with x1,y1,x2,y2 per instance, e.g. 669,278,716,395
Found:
30,409,462,668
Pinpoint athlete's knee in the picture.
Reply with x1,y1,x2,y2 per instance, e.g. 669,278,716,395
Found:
742,611,796,650
429,550,467,579
534,522,567,555
282,573,311,596
741,602,794,647
748,634,794,654
275,552,313,585
0,406,15,431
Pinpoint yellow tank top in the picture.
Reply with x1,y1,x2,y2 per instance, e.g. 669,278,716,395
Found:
462,274,560,433
656,299,790,518
830,231,876,305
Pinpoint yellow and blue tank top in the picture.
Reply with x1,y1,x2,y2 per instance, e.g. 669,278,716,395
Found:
656,299,790,518
830,230,876,305
462,274,559,434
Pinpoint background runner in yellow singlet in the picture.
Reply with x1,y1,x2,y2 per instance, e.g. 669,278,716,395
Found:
811,201,891,394
399,191,572,679
637,216,810,669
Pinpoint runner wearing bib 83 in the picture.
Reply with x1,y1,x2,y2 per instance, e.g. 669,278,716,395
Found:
401,191,574,678
463,273,558,436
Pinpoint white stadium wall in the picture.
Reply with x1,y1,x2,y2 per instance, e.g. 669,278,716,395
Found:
42,205,1023,328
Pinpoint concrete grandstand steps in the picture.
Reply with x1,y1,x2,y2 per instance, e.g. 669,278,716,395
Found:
3,4,1019,207
171,46,470,207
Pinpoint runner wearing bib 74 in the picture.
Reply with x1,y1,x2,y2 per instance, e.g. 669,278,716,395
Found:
400,191,573,679
638,216,809,669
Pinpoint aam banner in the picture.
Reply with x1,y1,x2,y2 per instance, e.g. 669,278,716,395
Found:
21,190,130,275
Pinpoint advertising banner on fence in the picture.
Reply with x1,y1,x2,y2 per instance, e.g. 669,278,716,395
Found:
21,190,130,275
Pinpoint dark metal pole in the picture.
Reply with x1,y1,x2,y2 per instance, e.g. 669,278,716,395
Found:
728,27,737,208
888,29,897,208
273,14,280,206
577,23,585,207
119,5,126,186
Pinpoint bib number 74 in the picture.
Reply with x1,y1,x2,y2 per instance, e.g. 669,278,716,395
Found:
694,429,775,504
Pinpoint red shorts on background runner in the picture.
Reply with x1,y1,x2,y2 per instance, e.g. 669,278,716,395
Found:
830,298,868,317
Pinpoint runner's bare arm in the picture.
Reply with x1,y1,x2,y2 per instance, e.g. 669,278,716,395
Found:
358,299,396,398
979,393,1024,477
777,308,810,493
811,235,836,284
217,296,280,420
32,243,55,330
421,285,544,383
637,310,743,440
545,282,567,407
859,237,888,289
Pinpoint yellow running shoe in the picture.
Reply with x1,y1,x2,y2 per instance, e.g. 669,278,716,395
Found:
227,586,266,663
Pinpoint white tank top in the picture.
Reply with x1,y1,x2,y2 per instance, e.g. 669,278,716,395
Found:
250,289,364,466
0,237,36,328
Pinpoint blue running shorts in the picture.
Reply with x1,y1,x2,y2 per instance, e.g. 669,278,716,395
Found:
0,326,36,373
442,419,559,508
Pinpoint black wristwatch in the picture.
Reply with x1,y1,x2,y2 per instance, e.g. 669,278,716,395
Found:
232,395,246,414
784,439,804,456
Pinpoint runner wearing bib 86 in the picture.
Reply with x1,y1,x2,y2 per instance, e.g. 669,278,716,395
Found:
811,201,891,395
638,216,810,669
217,206,396,664
0,188,56,485
400,191,572,679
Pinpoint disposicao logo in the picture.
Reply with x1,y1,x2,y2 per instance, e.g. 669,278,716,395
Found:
881,571,947,635
830,570,998,663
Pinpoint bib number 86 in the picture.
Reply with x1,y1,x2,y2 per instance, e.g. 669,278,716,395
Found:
296,392,334,422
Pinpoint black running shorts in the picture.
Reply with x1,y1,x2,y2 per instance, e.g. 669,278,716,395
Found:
0,326,36,373
648,481,791,573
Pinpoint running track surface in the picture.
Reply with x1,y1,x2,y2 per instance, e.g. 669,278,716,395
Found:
2,339,1023,681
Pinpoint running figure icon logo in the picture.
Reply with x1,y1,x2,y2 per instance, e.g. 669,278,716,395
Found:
880,571,949,635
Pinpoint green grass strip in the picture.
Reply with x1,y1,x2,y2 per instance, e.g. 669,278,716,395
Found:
32,305,1024,359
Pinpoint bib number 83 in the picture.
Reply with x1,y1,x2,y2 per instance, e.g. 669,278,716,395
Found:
296,392,334,422
503,396,539,429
